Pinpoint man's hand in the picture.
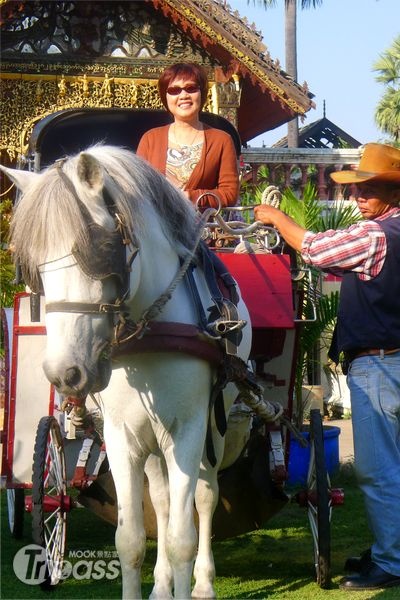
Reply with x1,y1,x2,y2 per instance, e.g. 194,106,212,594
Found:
254,204,280,226
254,204,307,252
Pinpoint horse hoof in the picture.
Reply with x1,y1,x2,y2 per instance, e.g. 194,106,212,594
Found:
149,587,173,600
191,586,216,599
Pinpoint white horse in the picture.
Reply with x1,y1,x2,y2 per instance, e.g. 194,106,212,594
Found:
3,146,253,599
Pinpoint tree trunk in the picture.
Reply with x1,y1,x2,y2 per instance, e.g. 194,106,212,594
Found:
285,0,299,147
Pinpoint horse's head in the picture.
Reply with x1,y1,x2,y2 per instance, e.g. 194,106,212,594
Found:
2,150,139,397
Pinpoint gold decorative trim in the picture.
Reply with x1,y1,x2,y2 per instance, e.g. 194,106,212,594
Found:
0,74,158,160
0,72,216,161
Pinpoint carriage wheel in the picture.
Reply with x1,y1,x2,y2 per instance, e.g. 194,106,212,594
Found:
307,409,331,589
7,488,25,538
32,416,67,588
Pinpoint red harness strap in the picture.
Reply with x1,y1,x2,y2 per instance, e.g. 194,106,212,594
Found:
112,321,223,366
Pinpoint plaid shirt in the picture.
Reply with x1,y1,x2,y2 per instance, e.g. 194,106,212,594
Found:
301,207,400,281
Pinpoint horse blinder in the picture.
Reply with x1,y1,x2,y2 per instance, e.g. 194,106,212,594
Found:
72,221,129,290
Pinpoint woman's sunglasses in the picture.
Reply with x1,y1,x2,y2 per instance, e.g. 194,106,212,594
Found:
166,85,200,95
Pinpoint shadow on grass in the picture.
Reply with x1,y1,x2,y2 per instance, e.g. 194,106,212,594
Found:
2,464,392,599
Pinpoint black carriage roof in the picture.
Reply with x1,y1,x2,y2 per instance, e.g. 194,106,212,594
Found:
28,108,242,168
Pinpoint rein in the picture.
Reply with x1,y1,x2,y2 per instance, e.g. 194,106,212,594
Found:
114,206,219,343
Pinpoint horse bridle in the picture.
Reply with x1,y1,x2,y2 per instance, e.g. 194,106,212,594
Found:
43,160,138,319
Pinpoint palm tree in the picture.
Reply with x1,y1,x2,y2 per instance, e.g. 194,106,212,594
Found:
373,35,400,144
249,0,322,147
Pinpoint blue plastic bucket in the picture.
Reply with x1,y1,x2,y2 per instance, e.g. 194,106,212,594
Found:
287,425,341,486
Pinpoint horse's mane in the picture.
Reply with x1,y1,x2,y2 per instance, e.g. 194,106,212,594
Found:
10,144,200,279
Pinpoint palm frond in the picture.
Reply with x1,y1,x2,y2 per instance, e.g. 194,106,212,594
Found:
318,200,362,231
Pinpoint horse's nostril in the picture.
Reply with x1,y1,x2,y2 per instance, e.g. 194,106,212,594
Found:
64,366,81,387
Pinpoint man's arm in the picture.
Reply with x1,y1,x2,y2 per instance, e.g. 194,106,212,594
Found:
254,205,306,252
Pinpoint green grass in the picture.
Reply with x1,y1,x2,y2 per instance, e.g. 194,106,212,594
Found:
1,464,398,599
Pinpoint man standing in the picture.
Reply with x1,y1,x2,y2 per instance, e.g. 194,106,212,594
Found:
254,143,400,591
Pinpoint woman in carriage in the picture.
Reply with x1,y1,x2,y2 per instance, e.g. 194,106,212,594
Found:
137,62,239,209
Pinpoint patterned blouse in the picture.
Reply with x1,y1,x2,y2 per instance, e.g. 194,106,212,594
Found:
166,142,203,190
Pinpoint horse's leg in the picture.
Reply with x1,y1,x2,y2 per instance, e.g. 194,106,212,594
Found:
192,443,226,599
163,416,208,600
115,464,146,599
104,421,147,600
192,384,237,599
145,454,173,600
191,459,219,599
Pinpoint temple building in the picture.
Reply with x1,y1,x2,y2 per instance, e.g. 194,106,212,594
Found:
0,0,314,167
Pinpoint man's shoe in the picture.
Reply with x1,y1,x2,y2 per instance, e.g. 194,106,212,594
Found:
344,548,371,572
340,562,400,590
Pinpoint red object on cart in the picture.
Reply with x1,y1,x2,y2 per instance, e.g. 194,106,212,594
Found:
216,253,294,361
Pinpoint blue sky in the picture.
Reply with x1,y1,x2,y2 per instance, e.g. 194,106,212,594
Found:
227,0,399,146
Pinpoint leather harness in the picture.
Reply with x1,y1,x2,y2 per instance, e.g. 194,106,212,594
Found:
38,164,259,467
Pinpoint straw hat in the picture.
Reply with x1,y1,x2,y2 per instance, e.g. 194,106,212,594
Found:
330,143,400,184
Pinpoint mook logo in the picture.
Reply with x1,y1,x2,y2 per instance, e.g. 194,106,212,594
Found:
13,545,120,584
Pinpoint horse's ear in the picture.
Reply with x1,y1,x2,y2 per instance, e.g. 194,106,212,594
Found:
77,153,104,192
0,165,39,191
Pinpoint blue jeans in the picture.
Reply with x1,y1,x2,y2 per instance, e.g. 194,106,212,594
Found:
347,351,400,575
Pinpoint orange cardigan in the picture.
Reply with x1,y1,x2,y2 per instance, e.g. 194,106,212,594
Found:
136,123,239,207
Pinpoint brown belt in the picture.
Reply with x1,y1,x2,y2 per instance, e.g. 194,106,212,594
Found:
346,348,400,362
